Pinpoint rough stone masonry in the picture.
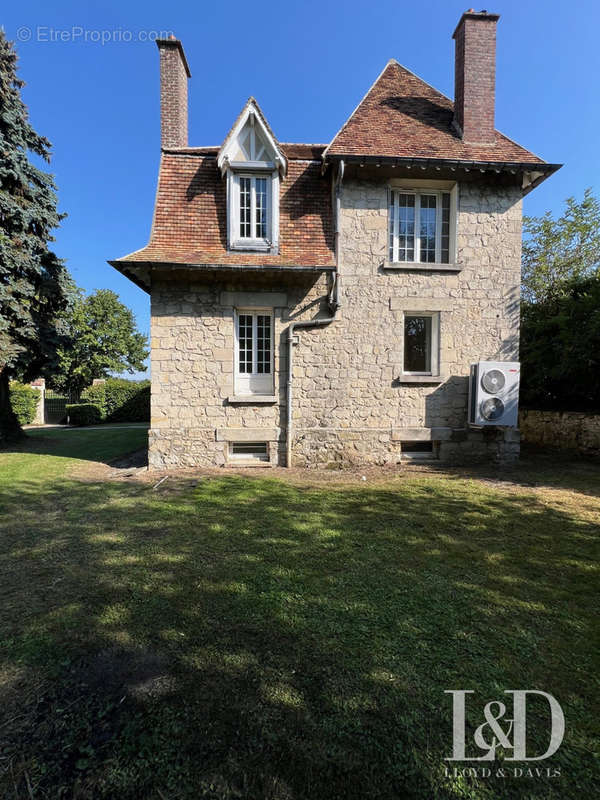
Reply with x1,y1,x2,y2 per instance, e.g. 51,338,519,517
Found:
148,178,522,468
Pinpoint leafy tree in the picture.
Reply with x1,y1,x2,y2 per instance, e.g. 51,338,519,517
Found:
0,31,73,442
50,289,148,395
522,188,600,304
520,275,600,411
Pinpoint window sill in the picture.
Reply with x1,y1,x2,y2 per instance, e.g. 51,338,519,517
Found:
382,262,461,272
227,395,277,404
225,461,273,468
397,375,444,384
230,240,271,253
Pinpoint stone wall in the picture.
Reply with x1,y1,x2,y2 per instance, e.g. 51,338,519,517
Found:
148,178,523,468
291,178,522,466
149,269,328,468
520,409,600,456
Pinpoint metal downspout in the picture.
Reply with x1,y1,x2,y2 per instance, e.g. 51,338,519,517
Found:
286,159,344,467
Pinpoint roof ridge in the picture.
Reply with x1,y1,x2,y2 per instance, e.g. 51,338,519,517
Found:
323,59,394,159
388,59,453,104
324,58,550,166
323,59,454,160
394,60,547,163
163,145,219,151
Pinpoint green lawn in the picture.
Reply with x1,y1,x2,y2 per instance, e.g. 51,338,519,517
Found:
0,429,598,799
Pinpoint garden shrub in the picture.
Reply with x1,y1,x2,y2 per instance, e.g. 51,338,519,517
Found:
109,384,150,422
520,275,600,412
82,378,150,422
66,403,102,426
81,383,107,418
9,382,39,425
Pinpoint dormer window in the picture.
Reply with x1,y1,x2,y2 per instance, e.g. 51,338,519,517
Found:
217,98,287,254
233,173,271,246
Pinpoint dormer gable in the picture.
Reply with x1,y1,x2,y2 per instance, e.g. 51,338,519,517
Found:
217,98,287,177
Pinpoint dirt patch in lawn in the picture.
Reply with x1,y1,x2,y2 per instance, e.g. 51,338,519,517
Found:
75,441,600,503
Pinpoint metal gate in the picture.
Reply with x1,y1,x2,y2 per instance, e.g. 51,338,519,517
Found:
44,391,79,424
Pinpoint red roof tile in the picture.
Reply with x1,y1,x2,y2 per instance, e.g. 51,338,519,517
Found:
112,61,555,276
324,60,546,164
116,152,334,268
281,143,327,160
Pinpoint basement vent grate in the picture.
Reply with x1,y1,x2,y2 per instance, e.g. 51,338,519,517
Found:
400,441,438,460
229,442,269,462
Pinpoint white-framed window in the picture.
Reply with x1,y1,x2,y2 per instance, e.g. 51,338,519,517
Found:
219,103,285,254
389,189,453,264
403,312,440,376
232,173,272,247
234,309,274,395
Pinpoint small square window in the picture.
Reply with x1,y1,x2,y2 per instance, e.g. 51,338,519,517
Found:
403,313,440,376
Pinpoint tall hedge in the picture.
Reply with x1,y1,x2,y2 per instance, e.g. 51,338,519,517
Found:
66,403,102,426
9,382,39,425
82,378,150,422
520,275,600,412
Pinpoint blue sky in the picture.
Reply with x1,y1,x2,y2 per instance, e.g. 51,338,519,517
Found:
4,0,599,378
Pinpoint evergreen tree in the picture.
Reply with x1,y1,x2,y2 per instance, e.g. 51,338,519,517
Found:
0,30,73,442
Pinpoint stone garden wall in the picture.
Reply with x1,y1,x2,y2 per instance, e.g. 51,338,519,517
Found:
519,409,600,456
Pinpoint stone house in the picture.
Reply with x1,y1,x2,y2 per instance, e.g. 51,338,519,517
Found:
110,10,559,469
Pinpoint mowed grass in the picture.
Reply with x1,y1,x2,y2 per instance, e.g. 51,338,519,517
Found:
0,429,598,799
1,425,149,481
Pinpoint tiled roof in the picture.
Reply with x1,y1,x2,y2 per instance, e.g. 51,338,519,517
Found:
324,60,546,164
112,60,554,276
280,143,328,160
115,151,334,268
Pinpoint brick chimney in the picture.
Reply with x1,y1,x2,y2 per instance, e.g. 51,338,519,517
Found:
156,36,191,149
452,10,500,145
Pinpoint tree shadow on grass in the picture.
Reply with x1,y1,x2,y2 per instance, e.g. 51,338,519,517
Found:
0,473,597,799
1,426,149,467
414,446,600,499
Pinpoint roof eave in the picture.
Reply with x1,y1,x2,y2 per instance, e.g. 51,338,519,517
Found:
323,153,561,185
109,259,335,281
108,260,151,293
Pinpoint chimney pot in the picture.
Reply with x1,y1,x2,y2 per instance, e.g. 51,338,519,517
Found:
156,38,191,149
452,10,500,145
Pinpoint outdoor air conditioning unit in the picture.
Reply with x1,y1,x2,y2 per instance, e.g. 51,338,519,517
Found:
468,361,520,427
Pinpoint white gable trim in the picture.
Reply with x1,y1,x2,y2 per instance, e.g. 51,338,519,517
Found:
218,98,287,178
